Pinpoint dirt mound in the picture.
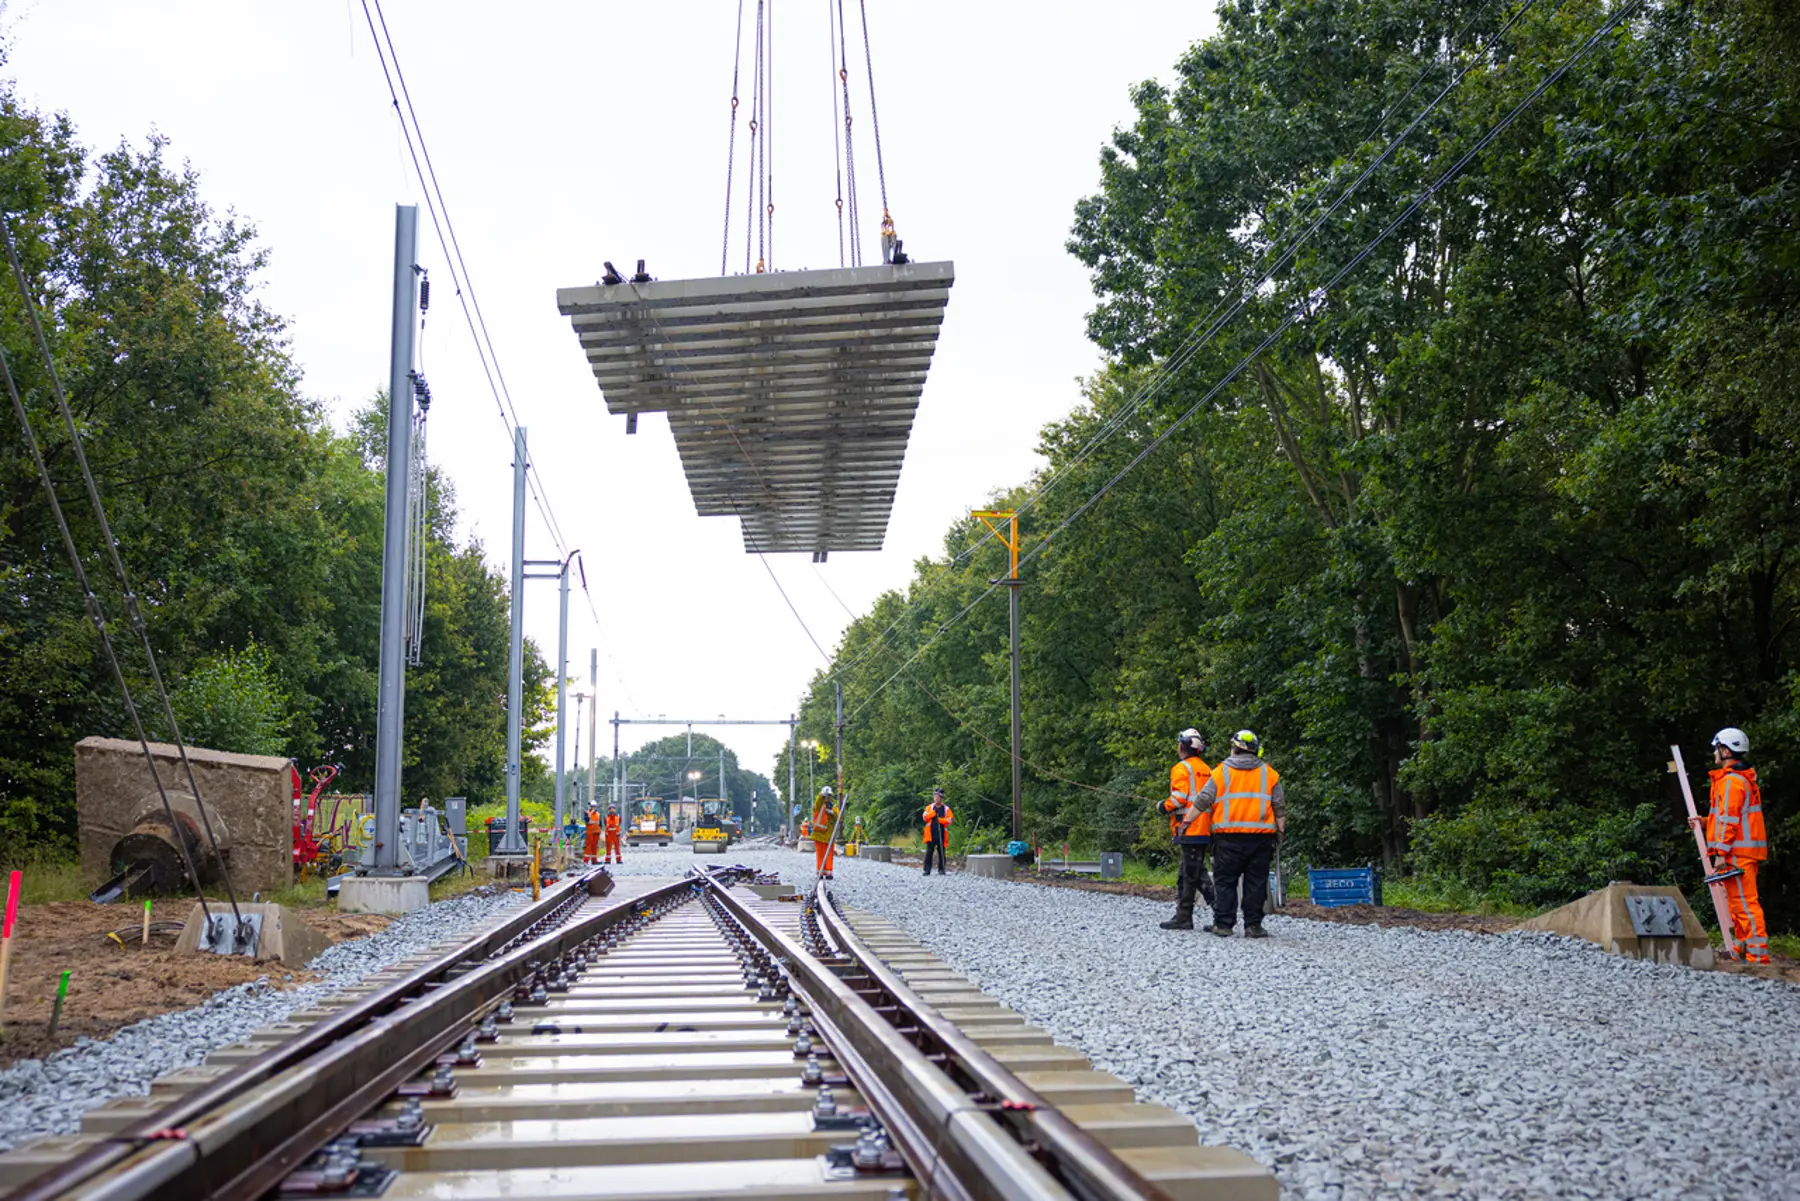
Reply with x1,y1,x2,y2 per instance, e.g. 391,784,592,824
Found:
0,899,390,1067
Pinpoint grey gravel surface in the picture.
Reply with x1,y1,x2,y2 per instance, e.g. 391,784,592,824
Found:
0,886,525,1153
620,843,1800,1201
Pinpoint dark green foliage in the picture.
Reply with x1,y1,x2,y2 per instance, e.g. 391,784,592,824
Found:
793,0,1799,929
0,78,548,855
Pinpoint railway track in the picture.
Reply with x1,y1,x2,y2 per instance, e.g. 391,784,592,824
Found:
0,864,1273,1200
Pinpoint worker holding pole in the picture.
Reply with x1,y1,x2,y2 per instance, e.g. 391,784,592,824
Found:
811,786,841,879
1691,728,1770,964
1158,728,1215,930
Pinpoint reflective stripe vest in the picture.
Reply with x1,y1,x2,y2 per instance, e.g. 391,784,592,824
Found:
1707,766,1767,863
1162,758,1213,840
811,795,840,845
923,801,954,845
604,813,621,835
1209,761,1280,834
585,810,601,835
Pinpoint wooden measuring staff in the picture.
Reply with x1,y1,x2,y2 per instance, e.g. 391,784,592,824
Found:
1668,744,1739,959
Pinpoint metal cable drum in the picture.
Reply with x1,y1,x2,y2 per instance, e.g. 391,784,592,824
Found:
557,261,954,555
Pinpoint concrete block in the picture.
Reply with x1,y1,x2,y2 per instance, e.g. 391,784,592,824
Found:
76,736,294,895
174,902,330,963
1516,882,1714,967
966,853,1014,879
338,875,429,915
859,845,893,863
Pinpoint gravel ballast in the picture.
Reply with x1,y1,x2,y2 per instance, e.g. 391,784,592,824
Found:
619,843,1800,1200
0,887,524,1153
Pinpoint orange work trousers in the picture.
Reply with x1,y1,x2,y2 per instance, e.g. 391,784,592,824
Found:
814,839,835,874
1726,861,1770,963
583,829,600,864
604,833,623,863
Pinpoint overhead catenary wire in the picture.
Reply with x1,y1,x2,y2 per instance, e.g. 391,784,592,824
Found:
822,0,1547,696
847,0,1645,722
359,0,573,562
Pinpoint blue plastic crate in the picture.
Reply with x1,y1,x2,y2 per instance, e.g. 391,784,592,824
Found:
1307,866,1382,907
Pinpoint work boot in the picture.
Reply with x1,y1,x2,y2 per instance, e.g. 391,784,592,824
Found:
1211,924,1233,938
1159,915,1194,930
1245,925,1268,939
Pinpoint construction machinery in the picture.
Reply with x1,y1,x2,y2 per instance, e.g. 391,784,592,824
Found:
691,799,732,855
628,797,671,847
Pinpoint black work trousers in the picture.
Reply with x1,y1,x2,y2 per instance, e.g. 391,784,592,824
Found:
1211,834,1277,929
922,836,947,875
1173,842,1214,918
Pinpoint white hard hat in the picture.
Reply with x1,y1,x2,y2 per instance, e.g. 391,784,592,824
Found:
820,785,833,796
1179,727,1204,746
1712,727,1750,755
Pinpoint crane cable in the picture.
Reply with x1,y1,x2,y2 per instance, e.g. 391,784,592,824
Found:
720,0,745,274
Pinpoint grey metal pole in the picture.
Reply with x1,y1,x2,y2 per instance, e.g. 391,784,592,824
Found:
371,204,419,876
588,650,598,815
1009,580,1023,841
787,717,797,843
719,740,727,812
499,426,528,856
612,712,620,811
553,555,571,837
834,682,844,798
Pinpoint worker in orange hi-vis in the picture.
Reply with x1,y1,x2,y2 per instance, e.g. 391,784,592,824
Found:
1692,728,1770,964
603,806,624,864
583,806,602,865
921,787,954,877
1158,728,1215,930
812,786,841,878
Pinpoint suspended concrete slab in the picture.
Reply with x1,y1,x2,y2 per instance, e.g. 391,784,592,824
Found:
557,261,954,555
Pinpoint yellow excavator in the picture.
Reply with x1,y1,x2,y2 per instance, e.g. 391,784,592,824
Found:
628,798,671,847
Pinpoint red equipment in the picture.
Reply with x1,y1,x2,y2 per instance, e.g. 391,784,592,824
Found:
292,764,340,875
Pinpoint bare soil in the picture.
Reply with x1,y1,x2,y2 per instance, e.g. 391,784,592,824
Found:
0,900,391,1067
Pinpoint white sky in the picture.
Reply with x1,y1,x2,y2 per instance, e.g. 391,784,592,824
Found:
7,0,1214,786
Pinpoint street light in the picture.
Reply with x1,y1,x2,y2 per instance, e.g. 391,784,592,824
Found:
686,770,702,833
800,740,818,805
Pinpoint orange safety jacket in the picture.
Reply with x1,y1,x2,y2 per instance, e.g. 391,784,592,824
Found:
922,801,954,845
585,810,602,835
604,813,621,836
811,796,840,845
1707,764,1767,864
1208,760,1281,835
1161,757,1214,842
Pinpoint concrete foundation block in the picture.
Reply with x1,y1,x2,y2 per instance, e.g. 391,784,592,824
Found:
1516,881,1715,967
966,854,1014,879
487,855,531,880
174,902,330,963
859,845,894,863
337,875,429,915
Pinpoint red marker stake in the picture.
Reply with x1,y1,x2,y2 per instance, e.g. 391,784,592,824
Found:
0,870,21,1025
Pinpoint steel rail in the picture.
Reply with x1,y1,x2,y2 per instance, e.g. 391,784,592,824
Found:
19,869,695,1201
811,885,1171,1201
701,873,1074,1201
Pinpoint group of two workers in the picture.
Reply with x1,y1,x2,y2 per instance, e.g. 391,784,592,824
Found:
803,784,956,878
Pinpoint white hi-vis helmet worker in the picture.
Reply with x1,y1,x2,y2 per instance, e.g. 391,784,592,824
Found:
1230,729,1262,756
1178,728,1205,755
1712,727,1750,755
819,785,834,796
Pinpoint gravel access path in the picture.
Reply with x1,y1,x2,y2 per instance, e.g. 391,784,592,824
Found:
0,887,525,1153
619,844,1800,1201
